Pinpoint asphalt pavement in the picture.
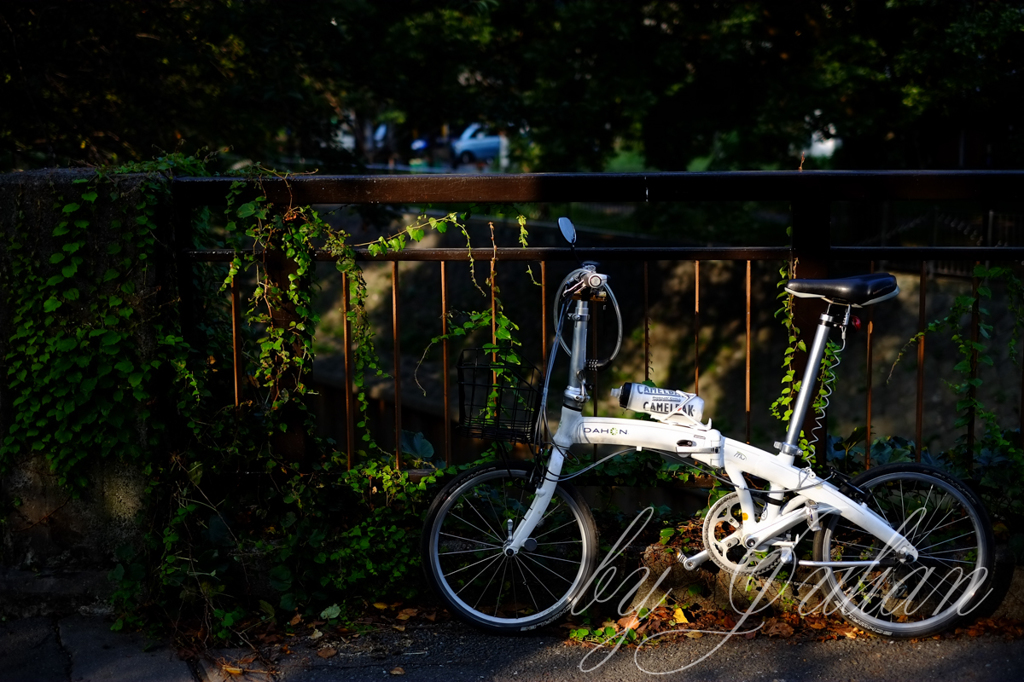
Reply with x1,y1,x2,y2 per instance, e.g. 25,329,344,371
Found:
3,613,1024,682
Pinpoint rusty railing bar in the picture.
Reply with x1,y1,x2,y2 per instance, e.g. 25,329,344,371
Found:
915,261,927,462
171,170,1024,206
184,245,1024,265
694,260,700,396
230,275,242,408
644,261,651,383
185,246,794,263
342,273,355,469
441,261,451,467
829,246,1024,261
967,269,980,470
745,260,752,444
489,260,497,350
864,261,875,467
541,261,548,371
392,261,402,470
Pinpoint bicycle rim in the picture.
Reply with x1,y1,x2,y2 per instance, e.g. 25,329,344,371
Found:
814,464,993,638
424,464,597,633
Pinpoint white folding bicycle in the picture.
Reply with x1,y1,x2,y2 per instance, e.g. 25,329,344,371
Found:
421,217,994,638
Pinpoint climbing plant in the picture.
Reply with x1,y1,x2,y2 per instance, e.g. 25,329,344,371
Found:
0,154,532,643
768,260,841,465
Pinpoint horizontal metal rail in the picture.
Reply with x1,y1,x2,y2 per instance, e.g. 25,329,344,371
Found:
172,170,1024,205
185,245,1024,264
185,246,792,263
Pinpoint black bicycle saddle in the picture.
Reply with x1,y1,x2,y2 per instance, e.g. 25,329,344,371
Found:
785,273,899,307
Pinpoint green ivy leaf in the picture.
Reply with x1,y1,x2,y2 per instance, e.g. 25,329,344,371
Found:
237,202,257,218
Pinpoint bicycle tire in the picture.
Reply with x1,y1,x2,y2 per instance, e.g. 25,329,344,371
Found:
421,461,598,634
812,463,994,638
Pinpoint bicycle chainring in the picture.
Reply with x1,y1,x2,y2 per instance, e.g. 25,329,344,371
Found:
702,492,781,576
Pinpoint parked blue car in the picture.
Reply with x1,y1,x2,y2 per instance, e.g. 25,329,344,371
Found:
450,123,501,166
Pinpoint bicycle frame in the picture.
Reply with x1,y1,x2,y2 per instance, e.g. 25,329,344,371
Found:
505,287,920,568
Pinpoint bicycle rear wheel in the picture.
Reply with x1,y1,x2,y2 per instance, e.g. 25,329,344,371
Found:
421,461,598,634
812,463,994,638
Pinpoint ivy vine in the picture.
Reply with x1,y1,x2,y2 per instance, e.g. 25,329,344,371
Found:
0,154,531,646
768,260,838,464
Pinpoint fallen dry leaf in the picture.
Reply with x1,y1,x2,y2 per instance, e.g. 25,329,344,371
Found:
618,614,642,630
317,648,338,659
390,667,406,676
804,614,827,630
392,624,406,632
373,602,389,610
397,608,418,620
684,631,704,639
764,619,794,638
672,607,689,624
222,665,243,675
289,614,303,626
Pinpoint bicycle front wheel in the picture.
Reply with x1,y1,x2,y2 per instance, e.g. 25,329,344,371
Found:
813,463,994,638
421,462,598,634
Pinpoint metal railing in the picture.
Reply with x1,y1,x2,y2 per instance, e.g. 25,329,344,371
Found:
171,170,1024,470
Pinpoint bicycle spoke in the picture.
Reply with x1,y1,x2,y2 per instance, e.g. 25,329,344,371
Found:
535,539,583,547
523,551,581,565
464,497,506,544
516,554,564,599
447,549,503,579
520,551,576,585
439,546,504,557
513,556,541,615
450,508,503,545
533,514,578,541
917,532,978,553
491,555,511,616
456,551,505,600
438,532,501,550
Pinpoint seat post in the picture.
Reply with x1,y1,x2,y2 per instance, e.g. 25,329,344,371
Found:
780,310,843,460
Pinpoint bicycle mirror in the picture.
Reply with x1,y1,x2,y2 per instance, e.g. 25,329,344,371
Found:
558,217,577,245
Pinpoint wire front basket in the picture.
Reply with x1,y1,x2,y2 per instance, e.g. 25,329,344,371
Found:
457,349,541,445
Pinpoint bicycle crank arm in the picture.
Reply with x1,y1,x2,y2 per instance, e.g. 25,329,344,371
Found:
677,548,711,571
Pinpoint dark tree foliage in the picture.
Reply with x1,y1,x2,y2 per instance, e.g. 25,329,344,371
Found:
2,0,1021,172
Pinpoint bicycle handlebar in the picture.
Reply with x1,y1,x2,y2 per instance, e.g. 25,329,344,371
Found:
552,264,623,369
